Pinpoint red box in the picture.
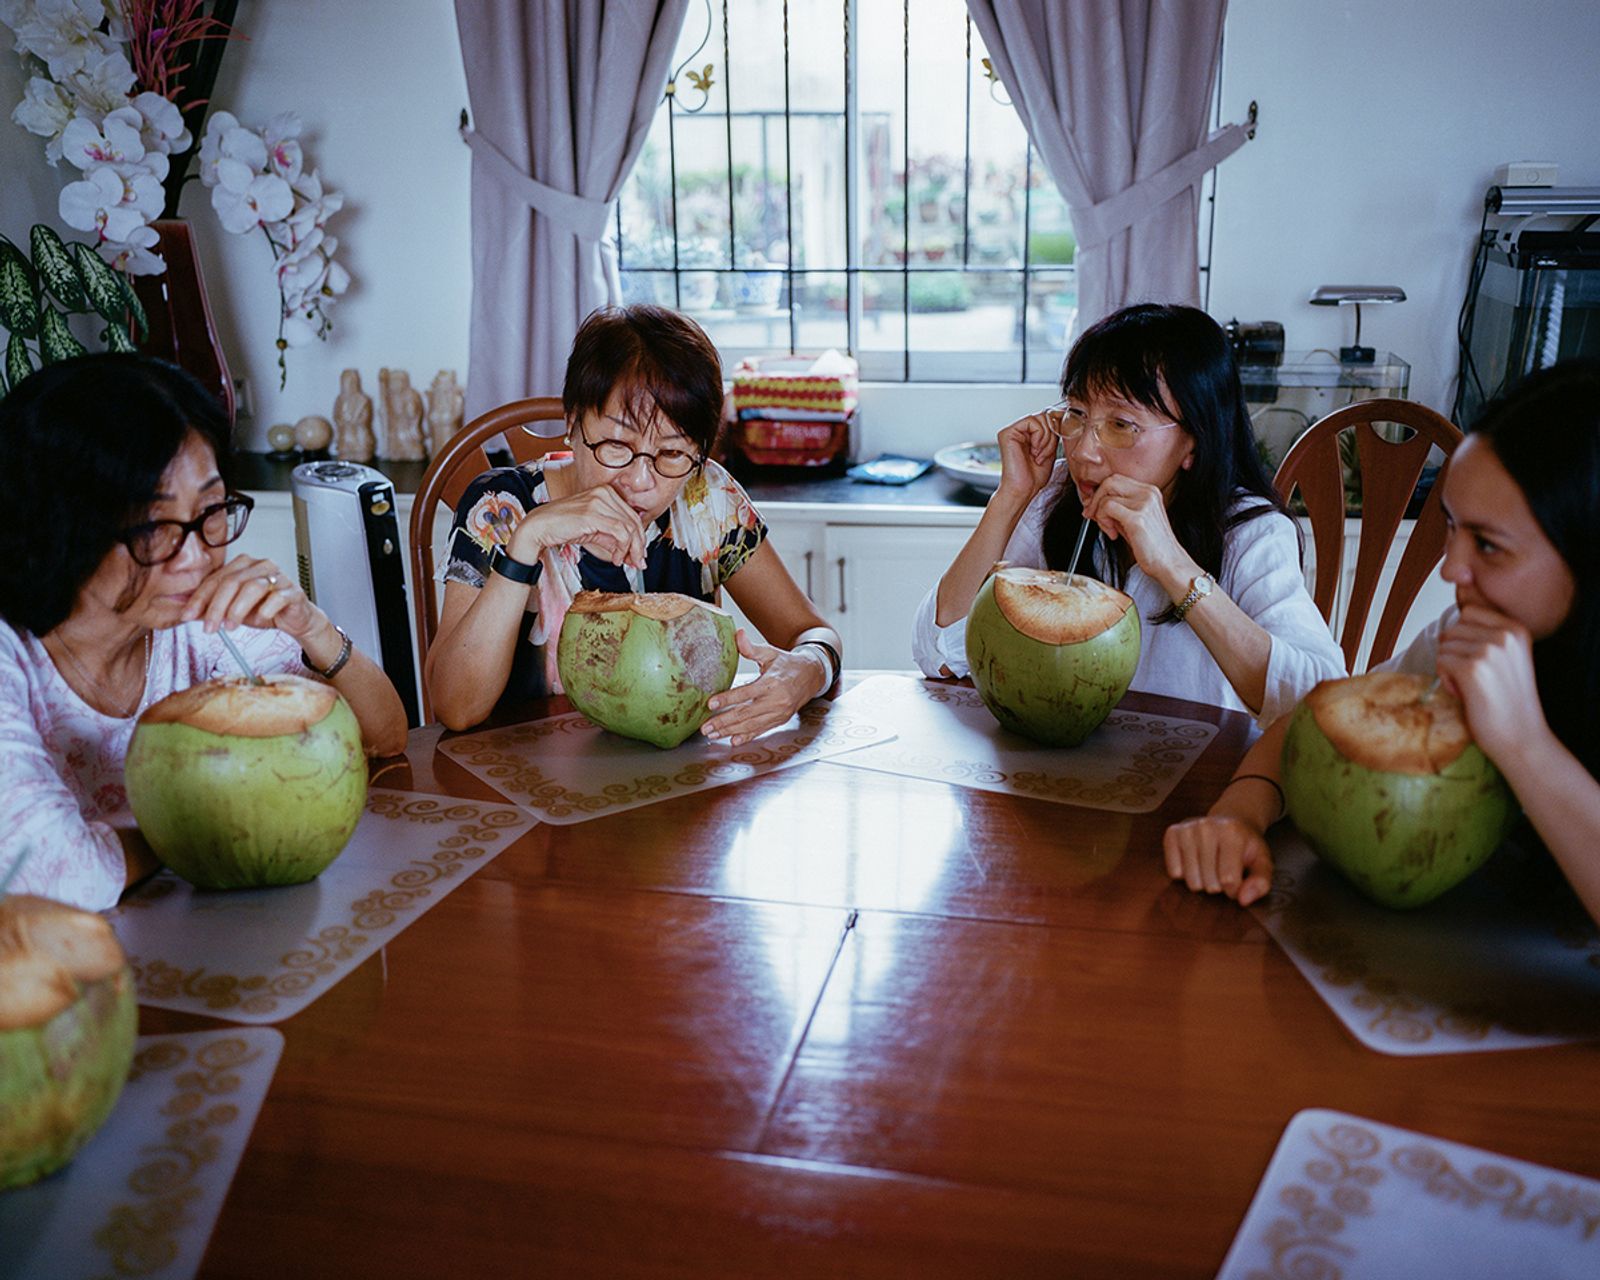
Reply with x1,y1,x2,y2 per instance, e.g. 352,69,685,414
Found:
726,417,851,468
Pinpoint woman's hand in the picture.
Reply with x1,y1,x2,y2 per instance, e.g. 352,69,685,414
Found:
1436,604,1552,764
995,413,1061,505
183,556,319,640
700,629,829,746
1081,473,1195,585
1163,814,1275,905
508,484,648,570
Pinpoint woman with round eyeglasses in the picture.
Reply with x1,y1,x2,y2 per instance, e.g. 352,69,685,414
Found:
426,305,842,738
0,354,409,911
913,303,1344,725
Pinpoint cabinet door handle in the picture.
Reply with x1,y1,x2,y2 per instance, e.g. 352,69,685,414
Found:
803,549,813,598
836,556,847,613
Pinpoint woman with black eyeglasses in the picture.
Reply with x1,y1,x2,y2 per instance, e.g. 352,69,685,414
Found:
426,304,842,736
0,354,408,910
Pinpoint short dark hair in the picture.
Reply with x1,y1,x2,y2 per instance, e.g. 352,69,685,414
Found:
562,305,724,460
1467,359,1600,777
0,353,231,636
1040,303,1285,622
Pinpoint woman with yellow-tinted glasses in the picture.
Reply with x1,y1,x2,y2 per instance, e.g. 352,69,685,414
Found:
913,303,1343,728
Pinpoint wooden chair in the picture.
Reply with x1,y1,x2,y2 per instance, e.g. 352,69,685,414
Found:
1272,398,1462,672
409,396,567,722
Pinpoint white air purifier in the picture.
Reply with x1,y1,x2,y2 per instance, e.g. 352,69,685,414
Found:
291,461,419,725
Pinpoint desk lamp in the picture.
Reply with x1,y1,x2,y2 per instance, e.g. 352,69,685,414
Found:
1308,285,1406,364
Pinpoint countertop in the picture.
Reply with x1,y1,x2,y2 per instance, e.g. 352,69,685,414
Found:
233,451,995,515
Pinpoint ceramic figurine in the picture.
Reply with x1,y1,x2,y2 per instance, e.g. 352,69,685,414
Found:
425,369,465,457
333,368,376,462
378,368,426,461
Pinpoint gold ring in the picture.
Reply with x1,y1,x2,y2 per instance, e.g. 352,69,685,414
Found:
263,574,279,588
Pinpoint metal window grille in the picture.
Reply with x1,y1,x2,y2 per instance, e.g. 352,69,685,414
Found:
616,0,1084,384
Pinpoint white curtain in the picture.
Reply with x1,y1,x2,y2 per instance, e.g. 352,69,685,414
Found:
966,0,1251,337
455,0,690,420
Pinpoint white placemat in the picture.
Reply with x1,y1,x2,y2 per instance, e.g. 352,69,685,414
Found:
1252,830,1600,1055
435,696,893,824
820,674,1218,813
109,789,539,1023
1217,1109,1600,1279
0,1028,282,1280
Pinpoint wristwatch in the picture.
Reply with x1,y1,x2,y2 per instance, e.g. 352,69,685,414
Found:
1173,572,1214,622
489,546,540,585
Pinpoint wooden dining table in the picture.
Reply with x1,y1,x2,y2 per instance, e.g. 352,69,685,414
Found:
137,680,1600,1278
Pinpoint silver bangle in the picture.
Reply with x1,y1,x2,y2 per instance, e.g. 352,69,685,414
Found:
796,639,839,692
303,625,353,680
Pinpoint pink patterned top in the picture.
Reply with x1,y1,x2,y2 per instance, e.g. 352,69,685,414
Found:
0,620,305,911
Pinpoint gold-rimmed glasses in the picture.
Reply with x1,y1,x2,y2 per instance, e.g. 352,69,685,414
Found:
1042,401,1183,452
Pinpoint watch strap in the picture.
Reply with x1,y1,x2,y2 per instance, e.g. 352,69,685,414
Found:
489,546,540,585
1173,574,1213,623
303,624,353,680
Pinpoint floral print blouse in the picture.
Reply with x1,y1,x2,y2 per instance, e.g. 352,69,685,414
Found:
441,457,767,702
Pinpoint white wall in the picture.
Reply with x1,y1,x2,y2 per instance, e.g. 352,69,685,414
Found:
1211,0,1600,415
3,1,1598,447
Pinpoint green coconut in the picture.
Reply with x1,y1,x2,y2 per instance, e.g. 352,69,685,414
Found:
125,673,368,890
557,591,739,749
0,894,137,1189
966,566,1141,747
1282,671,1517,909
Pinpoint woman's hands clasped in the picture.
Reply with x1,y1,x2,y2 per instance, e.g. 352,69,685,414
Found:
508,486,648,572
182,554,318,641
700,630,829,746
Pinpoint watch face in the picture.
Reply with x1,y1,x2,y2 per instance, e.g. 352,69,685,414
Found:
1195,574,1214,595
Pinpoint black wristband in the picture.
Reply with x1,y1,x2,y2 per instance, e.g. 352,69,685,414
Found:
489,546,540,585
1224,773,1286,820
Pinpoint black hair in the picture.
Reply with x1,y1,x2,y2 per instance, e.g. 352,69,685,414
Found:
563,304,724,461
1038,303,1286,623
1466,359,1600,779
0,352,231,636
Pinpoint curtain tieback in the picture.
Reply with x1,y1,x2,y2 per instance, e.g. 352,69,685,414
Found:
1070,115,1254,250
461,126,614,242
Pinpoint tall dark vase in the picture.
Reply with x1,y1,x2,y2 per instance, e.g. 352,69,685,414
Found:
133,219,237,428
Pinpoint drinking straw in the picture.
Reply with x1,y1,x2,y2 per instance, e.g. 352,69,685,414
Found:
1066,517,1093,583
0,845,34,902
219,629,264,685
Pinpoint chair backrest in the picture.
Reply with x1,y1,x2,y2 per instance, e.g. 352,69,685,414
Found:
409,396,567,721
1272,397,1463,672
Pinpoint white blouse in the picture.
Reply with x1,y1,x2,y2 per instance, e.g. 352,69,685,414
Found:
0,621,304,911
911,462,1347,728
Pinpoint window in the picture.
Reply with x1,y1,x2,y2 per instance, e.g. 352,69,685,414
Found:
617,0,1077,383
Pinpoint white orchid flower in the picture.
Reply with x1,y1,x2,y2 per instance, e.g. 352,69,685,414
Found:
262,114,303,184
9,0,116,80
100,221,164,275
60,103,144,170
129,90,190,156
322,258,350,296
11,75,73,161
196,109,241,185
211,170,294,234
60,45,135,118
58,161,158,243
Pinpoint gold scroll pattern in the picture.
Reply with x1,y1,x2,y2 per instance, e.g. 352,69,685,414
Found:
1248,1118,1600,1278
440,703,882,819
858,682,1212,812
91,1036,263,1277
1260,868,1598,1047
122,797,527,1017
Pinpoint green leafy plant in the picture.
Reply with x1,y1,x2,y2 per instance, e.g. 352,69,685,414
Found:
0,225,146,396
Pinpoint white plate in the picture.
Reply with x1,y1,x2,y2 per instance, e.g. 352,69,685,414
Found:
933,441,1003,492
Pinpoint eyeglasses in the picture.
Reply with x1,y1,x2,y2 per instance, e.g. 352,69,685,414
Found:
1043,401,1183,452
577,419,701,479
118,494,255,566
